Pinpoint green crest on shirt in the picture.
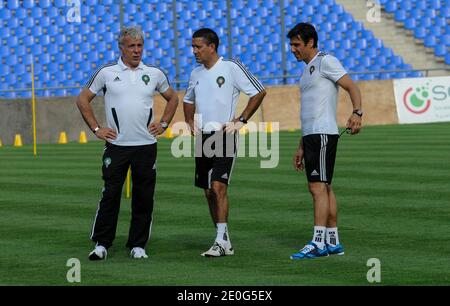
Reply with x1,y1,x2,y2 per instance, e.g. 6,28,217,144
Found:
216,76,225,88
142,74,150,85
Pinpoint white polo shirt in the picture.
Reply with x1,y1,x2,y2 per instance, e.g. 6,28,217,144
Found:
184,57,264,132
299,51,347,136
87,57,170,146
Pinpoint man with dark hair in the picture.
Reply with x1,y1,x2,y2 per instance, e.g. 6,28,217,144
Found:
184,28,266,257
287,22,363,259
76,26,179,260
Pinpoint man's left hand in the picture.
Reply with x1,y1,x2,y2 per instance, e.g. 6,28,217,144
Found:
224,119,244,133
148,122,166,136
346,114,362,135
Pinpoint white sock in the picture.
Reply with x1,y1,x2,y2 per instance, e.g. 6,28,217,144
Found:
312,226,326,249
216,223,229,243
326,227,340,246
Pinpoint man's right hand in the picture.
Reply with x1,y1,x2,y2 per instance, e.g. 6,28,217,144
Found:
188,123,200,136
95,127,117,142
293,148,305,171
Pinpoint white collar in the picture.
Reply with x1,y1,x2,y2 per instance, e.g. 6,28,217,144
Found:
118,57,145,71
306,51,320,66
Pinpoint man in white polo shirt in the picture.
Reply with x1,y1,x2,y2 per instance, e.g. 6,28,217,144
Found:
287,23,362,260
184,28,266,257
76,26,178,260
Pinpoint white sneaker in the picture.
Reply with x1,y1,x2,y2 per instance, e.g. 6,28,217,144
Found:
88,245,107,260
201,241,234,257
130,247,148,259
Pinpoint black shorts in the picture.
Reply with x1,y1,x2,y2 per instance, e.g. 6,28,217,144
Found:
303,134,338,184
194,131,238,189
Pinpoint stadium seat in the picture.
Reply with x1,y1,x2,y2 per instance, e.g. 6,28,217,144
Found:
441,34,450,46
7,0,19,9
424,36,436,48
434,44,446,57
47,6,59,18
445,53,450,65
384,2,397,13
414,27,426,40
23,0,34,8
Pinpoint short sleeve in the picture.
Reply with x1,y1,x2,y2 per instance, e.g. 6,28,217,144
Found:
183,73,195,104
320,55,347,83
156,69,170,93
229,59,265,97
86,66,106,95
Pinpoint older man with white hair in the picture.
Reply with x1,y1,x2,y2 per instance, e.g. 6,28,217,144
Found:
76,26,179,260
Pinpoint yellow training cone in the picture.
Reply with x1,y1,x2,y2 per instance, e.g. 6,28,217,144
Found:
79,131,88,144
0,138,2,147
165,127,173,139
58,131,68,144
239,125,248,135
266,122,273,133
14,134,23,147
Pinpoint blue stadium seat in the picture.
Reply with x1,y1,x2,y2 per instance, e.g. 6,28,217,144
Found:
8,16,19,28
414,26,426,40
95,5,105,16
424,36,436,48
434,44,446,57
425,9,437,18
349,49,361,58
31,6,43,18
441,34,450,46
0,65,9,76
428,0,441,9
384,2,397,13
333,49,345,60
23,0,34,8
343,58,355,69
39,34,50,45
15,7,27,19
323,40,335,50
340,39,351,50
8,0,19,9
441,7,450,18
0,26,9,39
376,55,387,66
46,7,59,18
39,53,50,65
38,0,51,8
445,53,450,65
0,8,12,19
414,0,427,10
87,33,98,43
404,18,416,30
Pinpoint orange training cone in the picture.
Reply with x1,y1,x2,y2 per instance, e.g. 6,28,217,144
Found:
58,131,68,144
79,131,88,144
14,134,23,147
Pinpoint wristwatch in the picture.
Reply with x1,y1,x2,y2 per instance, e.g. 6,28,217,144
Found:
238,116,248,124
160,121,169,130
352,109,363,117
92,126,100,134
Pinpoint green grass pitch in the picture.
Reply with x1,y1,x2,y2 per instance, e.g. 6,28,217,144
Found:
0,123,449,285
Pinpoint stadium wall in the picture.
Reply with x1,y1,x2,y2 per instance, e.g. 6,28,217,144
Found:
0,80,396,145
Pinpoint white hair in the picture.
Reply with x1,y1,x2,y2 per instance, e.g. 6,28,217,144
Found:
118,26,144,46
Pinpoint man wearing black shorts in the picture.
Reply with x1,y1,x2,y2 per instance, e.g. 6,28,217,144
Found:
184,28,266,257
288,23,362,259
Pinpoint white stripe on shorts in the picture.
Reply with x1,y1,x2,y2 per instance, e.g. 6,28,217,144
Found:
320,135,328,182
